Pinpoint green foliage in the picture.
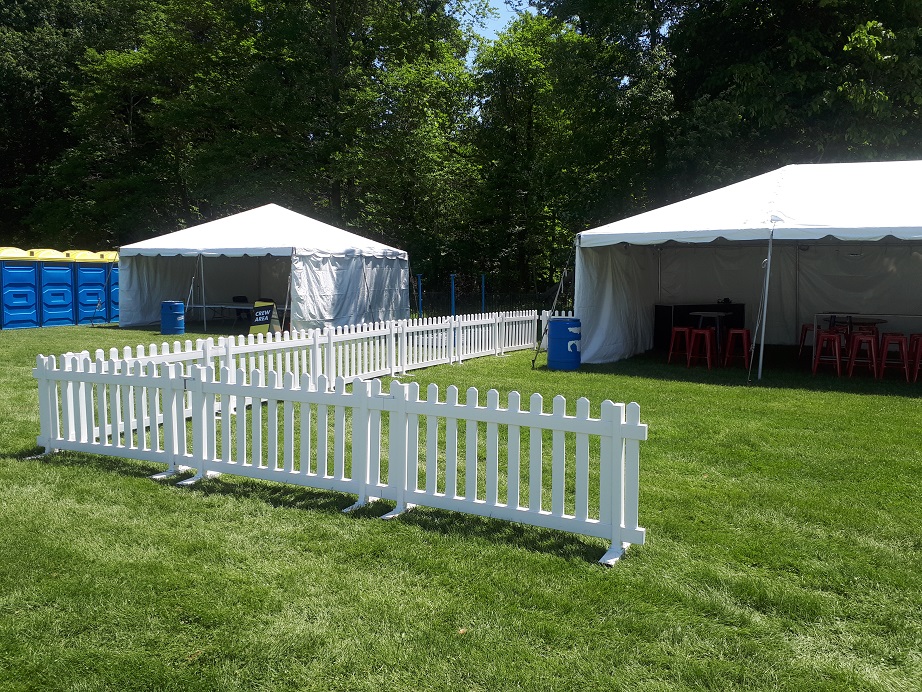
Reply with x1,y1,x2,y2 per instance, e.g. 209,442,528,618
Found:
2,0,921,285
664,0,922,198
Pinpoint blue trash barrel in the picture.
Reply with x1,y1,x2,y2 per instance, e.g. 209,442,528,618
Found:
547,317,581,371
160,301,185,335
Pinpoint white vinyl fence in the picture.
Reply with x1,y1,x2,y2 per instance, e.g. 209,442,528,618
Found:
32,311,647,564
77,311,538,390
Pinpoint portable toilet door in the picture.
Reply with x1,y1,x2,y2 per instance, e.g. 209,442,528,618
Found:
69,251,109,325
30,250,76,327
1,249,40,329
107,257,119,323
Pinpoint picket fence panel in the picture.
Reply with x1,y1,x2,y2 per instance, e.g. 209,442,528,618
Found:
33,361,646,565
80,311,538,393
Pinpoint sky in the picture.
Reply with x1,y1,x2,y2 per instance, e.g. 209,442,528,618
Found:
481,2,519,40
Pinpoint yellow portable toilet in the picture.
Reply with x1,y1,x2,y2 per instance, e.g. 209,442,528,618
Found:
28,248,71,260
65,250,103,262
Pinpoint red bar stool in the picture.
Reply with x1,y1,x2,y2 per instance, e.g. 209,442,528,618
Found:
668,326,691,364
878,332,910,381
846,331,878,378
909,334,922,382
687,327,717,369
797,323,814,357
723,328,751,368
812,329,842,376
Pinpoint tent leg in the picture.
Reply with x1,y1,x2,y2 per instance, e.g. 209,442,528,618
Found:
757,231,773,380
200,254,207,333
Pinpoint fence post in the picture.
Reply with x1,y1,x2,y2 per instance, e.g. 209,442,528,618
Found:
400,320,410,374
381,380,412,519
177,364,207,486
496,313,504,356
33,355,60,455
150,362,187,480
342,378,373,513
622,402,647,544
325,327,335,389
388,320,398,376
224,337,236,414
452,317,463,364
598,400,647,566
310,328,322,390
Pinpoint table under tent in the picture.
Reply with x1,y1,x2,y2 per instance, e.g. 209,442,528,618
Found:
118,204,410,332
573,160,922,378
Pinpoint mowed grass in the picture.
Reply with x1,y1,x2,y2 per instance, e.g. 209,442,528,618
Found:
1,324,921,691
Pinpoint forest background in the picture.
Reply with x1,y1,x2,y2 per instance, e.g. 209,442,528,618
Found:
2,0,921,296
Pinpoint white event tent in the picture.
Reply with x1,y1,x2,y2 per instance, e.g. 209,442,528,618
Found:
119,204,410,330
574,160,922,375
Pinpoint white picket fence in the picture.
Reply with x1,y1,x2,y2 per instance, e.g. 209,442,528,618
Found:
32,311,648,564
77,311,538,392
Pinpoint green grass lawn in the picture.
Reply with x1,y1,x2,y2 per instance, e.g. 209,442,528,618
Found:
2,324,920,691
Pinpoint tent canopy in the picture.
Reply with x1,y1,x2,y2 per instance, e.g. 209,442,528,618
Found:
579,160,922,247
120,203,407,259
119,204,410,330
574,161,922,367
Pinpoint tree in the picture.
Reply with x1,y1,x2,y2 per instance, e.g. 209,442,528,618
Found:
0,0,143,246
664,0,922,197
473,11,673,289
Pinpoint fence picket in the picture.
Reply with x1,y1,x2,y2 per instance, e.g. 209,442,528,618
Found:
464,387,479,502
551,395,566,517
575,398,590,522
445,385,459,499
506,391,521,509
528,393,543,512
486,389,499,506
425,384,439,495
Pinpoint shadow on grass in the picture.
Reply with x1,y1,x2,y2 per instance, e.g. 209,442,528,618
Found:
28,448,611,564
190,475,609,564
572,346,922,397
24,449,167,479
395,505,609,564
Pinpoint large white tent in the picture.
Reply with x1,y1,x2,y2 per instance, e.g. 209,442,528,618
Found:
119,204,410,330
575,160,922,372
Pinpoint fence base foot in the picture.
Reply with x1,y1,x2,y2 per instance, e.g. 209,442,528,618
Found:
176,470,221,487
149,465,193,481
25,447,58,460
342,497,375,513
380,503,415,520
599,542,630,567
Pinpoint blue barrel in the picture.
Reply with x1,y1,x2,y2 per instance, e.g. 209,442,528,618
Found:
160,301,185,335
547,317,581,371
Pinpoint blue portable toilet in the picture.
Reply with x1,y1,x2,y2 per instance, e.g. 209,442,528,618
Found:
31,250,76,327
1,249,40,329
73,257,109,325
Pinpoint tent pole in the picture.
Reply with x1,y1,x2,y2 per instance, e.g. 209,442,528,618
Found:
201,254,207,333
757,231,774,380
285,249,294,332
